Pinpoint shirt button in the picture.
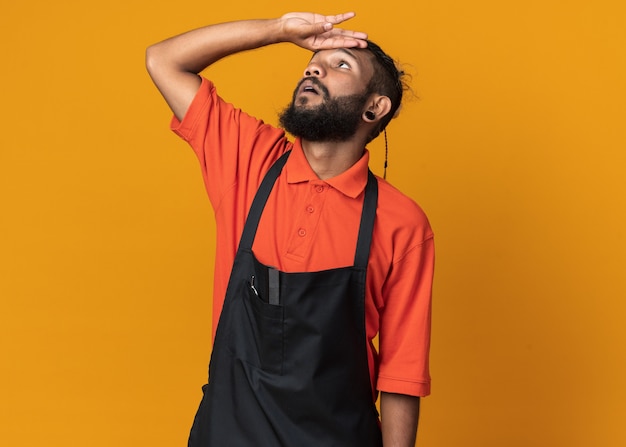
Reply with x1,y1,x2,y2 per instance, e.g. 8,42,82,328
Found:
298,228,307,237
306,205,314,213
315,185,324,193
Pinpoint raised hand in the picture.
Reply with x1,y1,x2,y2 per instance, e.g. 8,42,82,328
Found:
280,12,368,51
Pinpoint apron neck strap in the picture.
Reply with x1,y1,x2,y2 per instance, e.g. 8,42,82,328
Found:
353,170,378,270
238,150,291,251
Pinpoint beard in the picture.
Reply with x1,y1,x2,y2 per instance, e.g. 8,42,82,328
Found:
279,79,369,142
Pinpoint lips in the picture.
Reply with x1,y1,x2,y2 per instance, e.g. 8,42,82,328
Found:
297,78,328,98
299,81,320,96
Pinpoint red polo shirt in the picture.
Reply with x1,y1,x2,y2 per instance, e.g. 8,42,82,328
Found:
172,78,434,397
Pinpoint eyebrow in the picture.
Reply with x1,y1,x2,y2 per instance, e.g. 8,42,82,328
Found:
310,48,361,64
336,48,359,61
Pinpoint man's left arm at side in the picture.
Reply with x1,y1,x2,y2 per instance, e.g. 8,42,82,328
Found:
380,391,421,447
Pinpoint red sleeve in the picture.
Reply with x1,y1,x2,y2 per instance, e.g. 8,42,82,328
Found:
377,236,434,397
170,77,288,209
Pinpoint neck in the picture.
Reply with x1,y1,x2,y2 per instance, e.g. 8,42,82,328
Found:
300,139,365,180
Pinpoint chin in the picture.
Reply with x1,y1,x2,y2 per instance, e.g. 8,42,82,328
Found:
296,96,324,108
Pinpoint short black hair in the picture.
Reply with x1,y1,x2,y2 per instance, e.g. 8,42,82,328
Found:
363,40,405,142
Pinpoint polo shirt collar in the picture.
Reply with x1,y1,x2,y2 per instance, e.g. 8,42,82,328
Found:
286,139,370,199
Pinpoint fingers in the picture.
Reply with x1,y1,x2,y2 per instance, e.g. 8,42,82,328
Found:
282,11,368,50
324,12,356,25
320,28,368,49
321,12,368,44
309,34,368,50
330,28,368,43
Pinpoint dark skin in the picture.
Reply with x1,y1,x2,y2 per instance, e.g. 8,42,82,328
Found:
146,12,420,445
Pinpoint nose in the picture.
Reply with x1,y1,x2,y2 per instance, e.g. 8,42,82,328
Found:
304,62,325,78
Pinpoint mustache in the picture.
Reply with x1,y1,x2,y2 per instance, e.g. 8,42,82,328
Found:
294,77,330,99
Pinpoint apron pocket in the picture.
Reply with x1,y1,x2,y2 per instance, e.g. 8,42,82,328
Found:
243,283,285,375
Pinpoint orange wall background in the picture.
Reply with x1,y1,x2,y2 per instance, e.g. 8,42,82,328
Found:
1,0,625,445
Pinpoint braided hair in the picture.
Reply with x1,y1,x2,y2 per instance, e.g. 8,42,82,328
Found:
363,40,405,143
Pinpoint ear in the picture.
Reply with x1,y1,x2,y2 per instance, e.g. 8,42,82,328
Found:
362,95,392,123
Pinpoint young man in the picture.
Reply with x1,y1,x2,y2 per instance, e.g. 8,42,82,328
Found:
146,12,434,447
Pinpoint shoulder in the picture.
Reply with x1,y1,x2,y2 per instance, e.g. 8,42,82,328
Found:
173,76,286,151
374,176,434,250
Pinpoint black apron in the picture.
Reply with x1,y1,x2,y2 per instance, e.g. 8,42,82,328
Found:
188,150,382,447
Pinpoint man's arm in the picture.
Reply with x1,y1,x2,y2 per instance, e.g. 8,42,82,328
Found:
380,392,421,446
145,12,368,121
